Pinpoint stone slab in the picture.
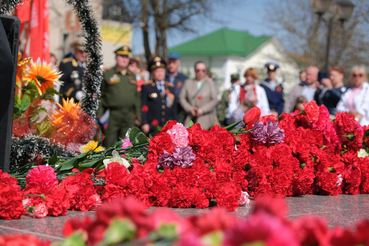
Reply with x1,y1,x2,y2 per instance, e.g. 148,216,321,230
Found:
1,195,369,242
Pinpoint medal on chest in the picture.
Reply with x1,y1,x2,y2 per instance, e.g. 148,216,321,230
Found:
109,74,121,84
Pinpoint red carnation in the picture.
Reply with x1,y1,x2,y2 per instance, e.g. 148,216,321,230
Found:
197,96,202,100
0,234,50,246
152,119,159,126
45,186,71,216
303,100,319,122
243,107,261,125
0,183,26,220
63,216,93,237
259,114,277,124
161,120,178,132
141,105,149,112
61,173,99,211
26,165,58,192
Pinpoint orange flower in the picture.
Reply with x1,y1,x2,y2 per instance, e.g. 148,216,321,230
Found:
23,58,62,95
15,54,32,100
50,98,80,132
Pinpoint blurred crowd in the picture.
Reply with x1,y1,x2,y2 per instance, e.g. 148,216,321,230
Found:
56,40,369,147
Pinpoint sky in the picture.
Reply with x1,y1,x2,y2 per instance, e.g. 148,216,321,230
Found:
131,0,273,55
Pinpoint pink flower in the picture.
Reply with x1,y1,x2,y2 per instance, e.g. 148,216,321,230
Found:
121,138,132,149
33,203,48,218
167,123,189,148
239,191,250,206
89,194,102,211
26,166,58,191
22,198,33,208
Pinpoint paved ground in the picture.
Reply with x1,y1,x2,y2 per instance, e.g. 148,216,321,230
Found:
1,195,369,242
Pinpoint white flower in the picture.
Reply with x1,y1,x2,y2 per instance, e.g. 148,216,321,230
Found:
336,174,343,187
103,150,130,172
239,191,250,206
358,149,369,158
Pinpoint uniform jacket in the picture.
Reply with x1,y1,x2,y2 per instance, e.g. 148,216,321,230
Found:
217,89,231,125
98,66,141,122
179,79,218,130
260,79,284,115
59,57,85,103
283,82,305,113
165,71,188,98
337,82,369,126
141,80,177,133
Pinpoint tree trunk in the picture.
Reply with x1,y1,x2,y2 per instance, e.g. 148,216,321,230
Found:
141,0,151,62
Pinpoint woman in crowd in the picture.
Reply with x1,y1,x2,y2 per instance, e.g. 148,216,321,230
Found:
179,61,218,130
242,68,270,116
337,65,369,125
318,67,349,116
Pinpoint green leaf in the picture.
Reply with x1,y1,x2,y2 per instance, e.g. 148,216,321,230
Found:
189,120,194,127
48,152,58,166
39,87,61,100
328,167,336,172
150,223,178,242
135,132,149,145
20,94,32,112
59,232,86,246
200,230,223,246
343,134,355,141
78,158,105,169
57,151,91,171
224,120,242,131
128,126,141,144
157,125,162,132
103,218,136,245
364,129,369,139
300,163,306,169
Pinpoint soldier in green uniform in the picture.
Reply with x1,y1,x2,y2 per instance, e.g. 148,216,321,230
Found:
59,39,87,103
97,46,141,147
217,73,241,126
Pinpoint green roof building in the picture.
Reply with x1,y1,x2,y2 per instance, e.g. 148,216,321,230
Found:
169,28,299,93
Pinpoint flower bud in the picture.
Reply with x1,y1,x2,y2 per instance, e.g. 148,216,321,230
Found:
243,107,261,125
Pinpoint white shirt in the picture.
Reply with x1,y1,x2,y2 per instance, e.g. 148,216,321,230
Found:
337,82,369,126
226,84,241,119
301,85,317,102
156,80,165,95
254,83,271,116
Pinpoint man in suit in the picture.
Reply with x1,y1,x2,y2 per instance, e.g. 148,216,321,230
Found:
179,61,218,130
260,61,284,116
165,52,188,123
141,56,177,135
59,39,87,104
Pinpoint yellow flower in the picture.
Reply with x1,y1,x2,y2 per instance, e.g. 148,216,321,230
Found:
80,140,105,153
50,98,80,132
23,58,62,95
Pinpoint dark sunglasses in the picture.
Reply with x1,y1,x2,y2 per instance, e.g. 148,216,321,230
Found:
196,69,206,72
352,73,363,78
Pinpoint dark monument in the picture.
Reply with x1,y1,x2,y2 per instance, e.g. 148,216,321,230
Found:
0,15,20,172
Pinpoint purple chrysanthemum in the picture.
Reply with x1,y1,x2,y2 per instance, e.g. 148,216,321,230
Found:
252,120,284,145
157,146,196,170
